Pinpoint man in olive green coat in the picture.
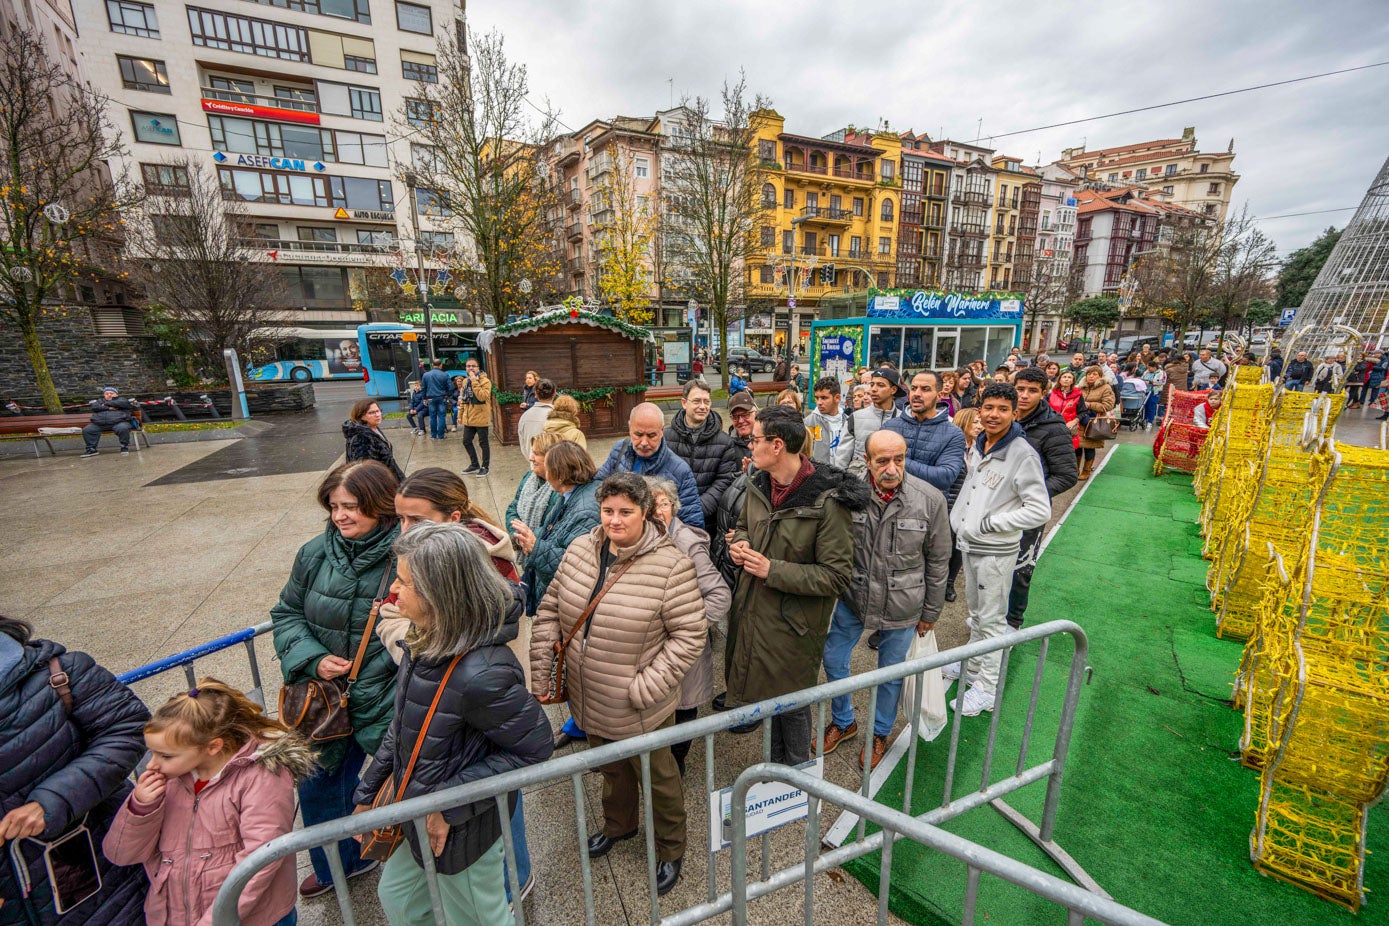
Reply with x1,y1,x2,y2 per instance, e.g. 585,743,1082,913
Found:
725,405,867,765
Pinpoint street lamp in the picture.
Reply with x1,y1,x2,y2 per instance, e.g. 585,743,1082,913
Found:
400,169,435,363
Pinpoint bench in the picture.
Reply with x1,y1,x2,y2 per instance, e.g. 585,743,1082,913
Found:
0,409,149,457
645,380,790,403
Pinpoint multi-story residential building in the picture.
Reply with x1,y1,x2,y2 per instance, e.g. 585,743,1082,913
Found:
895,131,952,289
1027,162,1082,351
1059,127,1239,223
745,110,902,355
75,0,466,326
933,139,994,292
987,154,1040,292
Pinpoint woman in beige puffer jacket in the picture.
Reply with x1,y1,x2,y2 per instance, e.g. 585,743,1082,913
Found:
530,472,705,878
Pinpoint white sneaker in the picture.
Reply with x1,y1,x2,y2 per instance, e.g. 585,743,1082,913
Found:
949,685,995,717
940,662,978,685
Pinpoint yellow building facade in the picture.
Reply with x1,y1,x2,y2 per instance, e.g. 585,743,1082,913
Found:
746,110,902,350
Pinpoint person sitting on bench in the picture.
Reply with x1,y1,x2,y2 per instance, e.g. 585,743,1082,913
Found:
82,387,137,457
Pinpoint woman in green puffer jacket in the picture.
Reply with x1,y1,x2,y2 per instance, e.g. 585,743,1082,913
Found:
270,460,400,899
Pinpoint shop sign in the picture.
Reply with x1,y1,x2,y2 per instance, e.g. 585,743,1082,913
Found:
214,151,325,172
202,98,322,126
337,208,395,221
400,310,464,325
708,758,822,851
868,290,1024,321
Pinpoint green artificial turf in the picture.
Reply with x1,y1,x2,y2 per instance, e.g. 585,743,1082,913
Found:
841,444,1386,926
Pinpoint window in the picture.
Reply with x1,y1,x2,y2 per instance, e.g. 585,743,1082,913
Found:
783,188,794,209
247,0,370,22
1165,164,1177,176
634,157,649,179
275,85,316,104
351,87,383,121
283,266,348,302
827,234,839,257
395,1,432,33
849,235,862,257
141,163,190,194
187,8,308,62
880,198,893,222
404,97,438,127
1199,163,1209,173
781,229,792,254
150,214,197,245
1204,204,1217,215
130,111,181,145
1107,173,1118,182
335,130,387,166
244,222,279,240
420,231,454,251
297,226,337,242
208,76,255,100
402,58,437,82
415,188,450,216
334,176,392,211
759,265,774,284
1162,185,1174,196
1207,183,1221,196
760,226,774,247
880,160,895,181
107,0,158,37
829,194,841,211
853,197,863,217
343,54,376,73
879,236,890,255
758,139,775,162
805,192,817,209
876,271,889,288
358,229,394,246
118,55,169,93
410,142,440,172
1136,168,1146,179
761,183,776,208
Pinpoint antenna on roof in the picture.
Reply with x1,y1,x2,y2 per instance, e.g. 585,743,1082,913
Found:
975,117,983,143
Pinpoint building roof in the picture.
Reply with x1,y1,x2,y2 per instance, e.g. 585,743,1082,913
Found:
1063,138,1186,162
778,132,879,156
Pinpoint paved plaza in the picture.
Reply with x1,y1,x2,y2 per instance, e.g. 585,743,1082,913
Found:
1,384,1381,925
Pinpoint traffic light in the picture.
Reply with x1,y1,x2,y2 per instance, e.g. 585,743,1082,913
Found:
819,264,835,285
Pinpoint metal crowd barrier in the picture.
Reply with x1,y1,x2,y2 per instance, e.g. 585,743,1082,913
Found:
116,620,272,707
205,620,1165,926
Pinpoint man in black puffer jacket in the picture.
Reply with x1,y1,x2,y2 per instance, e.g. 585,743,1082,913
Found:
664,379,740,526
1007,367,1079,629
356,525,552,917
81,387,137,457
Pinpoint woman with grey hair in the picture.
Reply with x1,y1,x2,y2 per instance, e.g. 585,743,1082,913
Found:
530,472,705,896
646,475,730,775
356,522,552,926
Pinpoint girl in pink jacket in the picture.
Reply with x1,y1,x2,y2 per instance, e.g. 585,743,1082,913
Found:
103,679,317,926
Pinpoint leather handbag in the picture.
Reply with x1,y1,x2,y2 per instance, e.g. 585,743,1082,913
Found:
358,651,467,862
1084,416,1118,441
538,561,634,705
279,566,393,743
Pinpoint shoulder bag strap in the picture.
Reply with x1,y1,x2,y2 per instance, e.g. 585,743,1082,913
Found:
556,559,636,655
395,651,467,796
48,657,73,716
348,561,396,686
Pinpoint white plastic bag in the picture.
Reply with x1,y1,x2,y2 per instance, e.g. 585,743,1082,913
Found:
899,629,948,742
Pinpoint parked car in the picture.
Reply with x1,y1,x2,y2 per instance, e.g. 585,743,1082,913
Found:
715,347,776,373
1101,335,1164,355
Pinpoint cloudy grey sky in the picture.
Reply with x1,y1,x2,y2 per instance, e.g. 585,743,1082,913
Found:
472,0,1388,258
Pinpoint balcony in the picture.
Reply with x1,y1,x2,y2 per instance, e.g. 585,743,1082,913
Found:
951,221,986,238
566,223,583,241
799,206,852,225
240,238,395,255
784,160,828,176
566,189,582,210
955,253,985,269
901,209,924,226
952,189,988,206
555,147,581,168
202,87,318,114
832,166,874,183
566,258,585,276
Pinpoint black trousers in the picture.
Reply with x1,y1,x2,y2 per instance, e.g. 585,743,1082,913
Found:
1006,526,1045,629
462,425,490,468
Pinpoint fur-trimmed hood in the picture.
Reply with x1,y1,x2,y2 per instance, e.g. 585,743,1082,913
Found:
252,731,319,782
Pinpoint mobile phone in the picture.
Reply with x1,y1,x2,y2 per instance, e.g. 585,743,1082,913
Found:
43,826,101,914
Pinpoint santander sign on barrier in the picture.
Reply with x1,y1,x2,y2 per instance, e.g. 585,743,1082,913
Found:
201,99,321,126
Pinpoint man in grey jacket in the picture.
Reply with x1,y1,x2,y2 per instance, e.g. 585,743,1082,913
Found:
946,382,1050,717
803,375,851,467
820,429,951,769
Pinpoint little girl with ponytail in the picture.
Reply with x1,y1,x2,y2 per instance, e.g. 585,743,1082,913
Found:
103,678,317,926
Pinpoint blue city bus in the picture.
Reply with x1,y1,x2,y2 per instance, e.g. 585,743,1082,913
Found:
359,322,484,398
246,327,365,383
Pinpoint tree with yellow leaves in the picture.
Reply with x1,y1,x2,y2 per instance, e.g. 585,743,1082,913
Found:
594,149,659,325
0,28,139,411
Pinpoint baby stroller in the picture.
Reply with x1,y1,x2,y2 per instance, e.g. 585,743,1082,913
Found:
1119,380,1146,431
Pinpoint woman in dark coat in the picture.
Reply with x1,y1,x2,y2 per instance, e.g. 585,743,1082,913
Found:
0,616,150,926
344,398,405,481
271,460,401,898
356,522,552,925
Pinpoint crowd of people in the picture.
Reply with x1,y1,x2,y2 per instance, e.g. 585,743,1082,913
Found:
16,333,1380,926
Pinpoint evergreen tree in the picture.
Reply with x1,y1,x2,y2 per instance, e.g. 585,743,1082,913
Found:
1275,227,1341,309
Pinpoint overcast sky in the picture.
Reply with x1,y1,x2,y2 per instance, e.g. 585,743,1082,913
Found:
473,0,1388,259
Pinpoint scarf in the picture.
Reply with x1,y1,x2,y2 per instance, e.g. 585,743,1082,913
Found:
770,455,814,509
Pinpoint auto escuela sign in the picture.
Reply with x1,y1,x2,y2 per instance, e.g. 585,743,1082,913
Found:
869,290,1023,321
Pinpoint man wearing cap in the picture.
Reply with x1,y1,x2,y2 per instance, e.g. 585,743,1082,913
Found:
82,387,138,457
712,391,758,589
844,368,905,477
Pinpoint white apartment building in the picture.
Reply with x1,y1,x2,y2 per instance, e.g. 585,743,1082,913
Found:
934,139,994,292
75,0,463,325
1030,162,1080,351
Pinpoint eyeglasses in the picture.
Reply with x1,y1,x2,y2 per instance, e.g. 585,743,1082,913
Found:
748,434,776,446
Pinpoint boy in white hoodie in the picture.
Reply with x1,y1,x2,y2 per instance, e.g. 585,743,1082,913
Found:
947,382,1051,716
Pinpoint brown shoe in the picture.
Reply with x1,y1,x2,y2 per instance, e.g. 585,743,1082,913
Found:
820,721,858,755
859,734,889,771
1079,458,1094,480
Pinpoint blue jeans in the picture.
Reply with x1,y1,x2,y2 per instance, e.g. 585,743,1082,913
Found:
504,795,531,901
822,602,915,737
273,911,297,926
427,397,448,438
299,738,368,886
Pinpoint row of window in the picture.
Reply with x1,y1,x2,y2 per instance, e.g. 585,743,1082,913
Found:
238,223,454,250
107,0,433,38
208,115,388,166
219,166,393,210
755,227,893,256
759,185,897,221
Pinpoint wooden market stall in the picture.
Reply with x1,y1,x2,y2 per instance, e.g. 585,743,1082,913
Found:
477,307,652,445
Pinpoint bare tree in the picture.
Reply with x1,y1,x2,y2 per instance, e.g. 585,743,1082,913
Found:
128,157,289,375
1129,216,1222,338
661,75,771,384
1022,258,1082,352
1209,206,1277,345
0,28,138,410
402,27,558,322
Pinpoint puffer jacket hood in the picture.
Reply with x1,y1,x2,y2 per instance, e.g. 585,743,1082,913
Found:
882,410,966,494
531,521,706,740
665,409,739,524
103,735,303,926
2,636,150,926
1017,403,1079,498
